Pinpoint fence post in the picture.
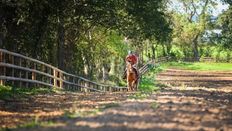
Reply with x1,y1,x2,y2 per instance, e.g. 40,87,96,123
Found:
73,77,76,90
0,51,3,85
32,63,36,80
31,63,37,87
59,72,63,88
103,86,106,92
77,79,81,91
11,55,15,85
85,82,89,92
53,69,57,87
25,61,29,88
41,65,45,86
19,58,22,87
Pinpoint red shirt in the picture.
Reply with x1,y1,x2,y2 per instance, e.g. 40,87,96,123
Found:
126,54,138,65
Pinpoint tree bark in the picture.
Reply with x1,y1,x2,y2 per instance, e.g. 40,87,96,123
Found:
192,34,199,61
57,21,65,70
102,63,110,82
151,44,156,59
166,42,172,56
162,43,166,57
0,33,3,48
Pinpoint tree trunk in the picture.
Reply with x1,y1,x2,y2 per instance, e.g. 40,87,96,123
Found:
226,50,231,62
102,63,110,82
151,45,156,59
0,33,3,48
166,43,172,56
193,35,199,61
162,43,166,57
57,21,65,70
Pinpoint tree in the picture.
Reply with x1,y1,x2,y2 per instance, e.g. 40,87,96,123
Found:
0,0,172,82
170,0,216,61
218,6,232,48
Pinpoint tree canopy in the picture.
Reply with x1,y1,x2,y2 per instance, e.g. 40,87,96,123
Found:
1,0,231,83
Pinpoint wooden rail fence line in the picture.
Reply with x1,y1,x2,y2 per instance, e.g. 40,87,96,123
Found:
0,49,128,92
0,48,169,92
139,57,170,75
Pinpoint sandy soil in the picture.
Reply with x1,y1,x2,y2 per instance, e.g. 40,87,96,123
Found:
1,68,232,131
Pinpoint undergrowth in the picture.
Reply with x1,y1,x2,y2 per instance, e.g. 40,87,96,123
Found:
0,85,56,100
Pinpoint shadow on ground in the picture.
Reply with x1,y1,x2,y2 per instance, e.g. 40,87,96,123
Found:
1,69,232,131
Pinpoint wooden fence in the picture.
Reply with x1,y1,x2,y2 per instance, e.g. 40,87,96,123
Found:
139,57,170,75
0,48,169,92
0,49,128,92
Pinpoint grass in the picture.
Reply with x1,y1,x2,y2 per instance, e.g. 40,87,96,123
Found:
162,62,232,71
128,91,151,100
128,64,163,100
64,109,100,118
1,116,58,131
151,102,159,110
139,65,163,92
63,102,120,119
0,85,57,100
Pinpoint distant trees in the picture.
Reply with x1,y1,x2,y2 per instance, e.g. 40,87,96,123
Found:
170,0,217,61
218,6,232,49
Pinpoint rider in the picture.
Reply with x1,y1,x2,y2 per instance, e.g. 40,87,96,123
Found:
123,51,139,79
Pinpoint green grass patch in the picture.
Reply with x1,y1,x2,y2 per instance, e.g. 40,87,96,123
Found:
128,64,163,100
1,116,57,131
151,102,159,110
128,91,151,100
63,102,119,119
162,62,232,71
101,103,120,109
63,109,100,119
139,65,162,93
0,85,56,100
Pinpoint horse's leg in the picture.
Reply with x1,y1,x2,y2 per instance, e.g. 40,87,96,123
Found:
134,77,138,91
127,80,130,91
134,80,138,91
131,79,137,91
129,81,133,91
132,81,135,91
131,79,134,91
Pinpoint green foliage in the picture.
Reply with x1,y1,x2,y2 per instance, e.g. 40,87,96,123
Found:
128,92,151,100
101,103,120,109
151,102,160,110
1,116,56,131
140,76,156,92
218,6,232,49
0,0,172,84
64,109,100,119
139,65,162,92
63,102,119,119
170,0,218,60
163,62,232,71
0,85,55,100
128,64,162,100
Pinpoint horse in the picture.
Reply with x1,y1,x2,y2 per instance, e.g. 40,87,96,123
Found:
126,61,138,91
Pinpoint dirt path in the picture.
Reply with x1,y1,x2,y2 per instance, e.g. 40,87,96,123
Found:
1,68,232,131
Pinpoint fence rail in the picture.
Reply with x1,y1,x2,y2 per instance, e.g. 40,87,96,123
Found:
0,49,128,92
0,49,169,92
139,56,170,75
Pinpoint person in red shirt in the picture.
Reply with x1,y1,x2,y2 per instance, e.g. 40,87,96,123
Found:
123,51,139,79
126,53,138,65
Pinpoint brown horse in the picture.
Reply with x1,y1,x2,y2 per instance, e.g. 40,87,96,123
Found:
126,61,138,91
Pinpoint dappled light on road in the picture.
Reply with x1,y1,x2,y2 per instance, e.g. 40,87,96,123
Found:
0,69,232,130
